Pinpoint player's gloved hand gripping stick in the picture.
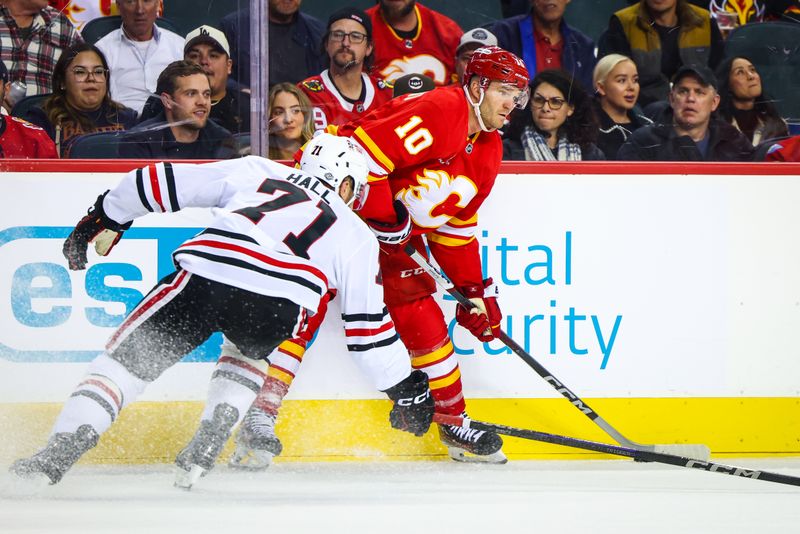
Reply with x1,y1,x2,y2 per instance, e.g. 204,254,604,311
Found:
406,244,711,461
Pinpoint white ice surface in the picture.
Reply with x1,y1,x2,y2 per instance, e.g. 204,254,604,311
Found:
1,459,799,534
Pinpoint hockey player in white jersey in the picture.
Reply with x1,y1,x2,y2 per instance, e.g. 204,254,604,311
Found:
10,134,434,488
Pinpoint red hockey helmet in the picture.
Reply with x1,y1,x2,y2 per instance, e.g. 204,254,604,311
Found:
463,46,529,89
463,46,530,109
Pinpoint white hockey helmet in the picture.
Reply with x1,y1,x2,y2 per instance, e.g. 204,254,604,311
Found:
300,133,370,210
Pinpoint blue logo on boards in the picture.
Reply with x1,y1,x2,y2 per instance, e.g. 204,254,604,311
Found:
0,226,221,363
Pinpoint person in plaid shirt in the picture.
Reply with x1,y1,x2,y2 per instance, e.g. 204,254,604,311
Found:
1,0,82,100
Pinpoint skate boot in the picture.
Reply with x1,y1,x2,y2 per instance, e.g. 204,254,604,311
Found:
174,403,239,490
438,413,507,464
228,406,283,471
10,424,100,485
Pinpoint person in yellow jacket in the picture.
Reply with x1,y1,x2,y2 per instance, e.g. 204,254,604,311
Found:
598,0,724,107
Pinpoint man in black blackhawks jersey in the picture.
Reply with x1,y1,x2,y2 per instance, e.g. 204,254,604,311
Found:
10,134,434,489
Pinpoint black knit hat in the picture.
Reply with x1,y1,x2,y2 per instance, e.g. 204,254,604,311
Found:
327,7,372,40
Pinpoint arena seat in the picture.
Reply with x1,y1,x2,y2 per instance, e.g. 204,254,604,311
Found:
66,131,125,159
81,16,181,44
10,94,50,123
565,0,628,41
161,0,241,36
724,21,800,122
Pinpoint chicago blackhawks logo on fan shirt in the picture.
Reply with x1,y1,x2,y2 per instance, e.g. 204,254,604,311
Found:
396,169,478,228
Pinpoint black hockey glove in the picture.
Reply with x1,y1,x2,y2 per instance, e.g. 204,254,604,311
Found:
365,199,412,255
63,191,131,270
383,370,434,437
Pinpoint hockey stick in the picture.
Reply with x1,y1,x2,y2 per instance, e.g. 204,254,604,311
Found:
405,244,711,460
432,413,800,488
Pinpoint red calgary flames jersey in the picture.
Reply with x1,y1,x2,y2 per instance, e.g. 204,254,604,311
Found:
366,3,462,86
298,71,393,132
0,116,58,159
339,84,502,288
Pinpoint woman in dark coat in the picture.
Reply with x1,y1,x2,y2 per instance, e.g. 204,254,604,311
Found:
592,53,653,160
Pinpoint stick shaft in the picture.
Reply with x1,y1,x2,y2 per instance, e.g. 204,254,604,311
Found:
404,245,690,452
432,414,800,488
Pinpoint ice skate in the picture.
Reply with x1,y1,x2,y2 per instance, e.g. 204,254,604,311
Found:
174,403,239,490
9,424,100,485
438,413,507,464
228,406,283,471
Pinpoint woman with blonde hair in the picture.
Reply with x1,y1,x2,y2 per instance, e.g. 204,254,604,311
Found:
268,83,314,160
592,54,652,160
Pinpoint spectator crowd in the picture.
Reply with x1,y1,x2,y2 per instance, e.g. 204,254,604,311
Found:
1,0,799,161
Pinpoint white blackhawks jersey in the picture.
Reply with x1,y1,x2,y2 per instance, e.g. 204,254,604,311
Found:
102,156,411,390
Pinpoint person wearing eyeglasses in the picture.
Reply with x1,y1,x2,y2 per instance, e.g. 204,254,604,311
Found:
26,43,137,157
503,68,604,161
298,7,392,132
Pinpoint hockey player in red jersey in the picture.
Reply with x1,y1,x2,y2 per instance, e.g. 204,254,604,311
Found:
299,7,393,132
0,62,58,158
229,47,530,466
366,0,462,86
9,134,434,489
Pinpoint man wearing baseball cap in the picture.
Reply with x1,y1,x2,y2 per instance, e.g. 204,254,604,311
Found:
452,27,498,84
618,65,754,161
139,25,250,135
0,60,58,159
298,7,392,132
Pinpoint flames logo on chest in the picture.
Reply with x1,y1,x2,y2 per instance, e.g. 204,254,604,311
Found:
396,169,478,229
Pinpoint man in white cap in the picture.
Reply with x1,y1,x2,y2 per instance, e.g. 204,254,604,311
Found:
138,25,250,135
452,27,498,84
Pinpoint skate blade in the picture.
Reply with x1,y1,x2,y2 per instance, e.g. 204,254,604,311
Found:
447,446,508,465
228,447,274,471
174,465,205,490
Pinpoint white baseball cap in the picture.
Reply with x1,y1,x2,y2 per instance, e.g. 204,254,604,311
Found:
185,25,230,56
457,28,498,54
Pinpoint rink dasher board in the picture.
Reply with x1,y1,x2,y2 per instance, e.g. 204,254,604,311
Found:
1,160,799,460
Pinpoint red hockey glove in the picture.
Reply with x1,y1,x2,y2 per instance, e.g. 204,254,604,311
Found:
455,278,502,342
365,199,411,255
297,289,337,345
63,191,132,270
383,370,434,437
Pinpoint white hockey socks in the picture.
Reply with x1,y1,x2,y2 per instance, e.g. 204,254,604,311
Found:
52,352,148,436
201,337,269,425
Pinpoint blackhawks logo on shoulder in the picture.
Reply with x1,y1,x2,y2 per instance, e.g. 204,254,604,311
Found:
303,79,324,92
